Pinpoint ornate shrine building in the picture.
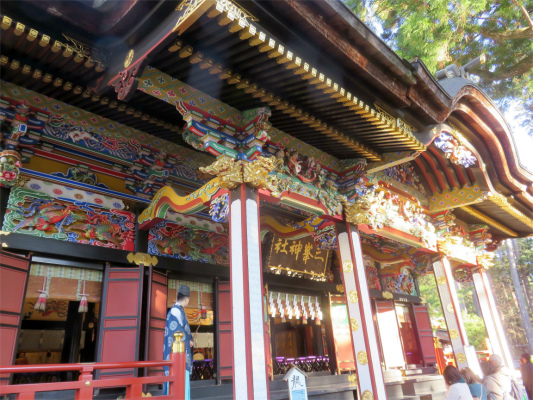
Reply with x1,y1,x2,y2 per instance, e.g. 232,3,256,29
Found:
1,1,532,399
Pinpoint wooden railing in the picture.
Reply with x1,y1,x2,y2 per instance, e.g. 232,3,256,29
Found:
0,332,186,400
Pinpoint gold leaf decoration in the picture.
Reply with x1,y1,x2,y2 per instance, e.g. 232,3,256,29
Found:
127,252,159,266
336,284,345,294
343,260,353,273
382,291,394,299
243,156,276,189
362,390,374,400
350,318,359,332
437,276,447,285
456,353,466,364
447,304,454,313
348,290,358,303
199,156,243,189
357,351,368,365
449,329,459,340
348,374,357,383
124,49,134,68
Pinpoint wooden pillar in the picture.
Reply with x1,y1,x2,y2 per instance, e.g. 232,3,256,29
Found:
432,257,469,368
472,268,514,368
336,222,387,400
229,184,269,400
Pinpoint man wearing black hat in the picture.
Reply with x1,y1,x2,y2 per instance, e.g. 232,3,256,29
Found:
163,284,193,398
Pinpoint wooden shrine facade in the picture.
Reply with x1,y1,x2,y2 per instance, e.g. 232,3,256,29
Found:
1,0,532,399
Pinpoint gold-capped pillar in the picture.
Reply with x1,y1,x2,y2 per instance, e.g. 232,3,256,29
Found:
472,268,513,368
336,222,387,400
432,257,469,368
229,184,269,400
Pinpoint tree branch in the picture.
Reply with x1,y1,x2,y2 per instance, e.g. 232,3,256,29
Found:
478,26,533,40
511,0,533,30
476,53,533,82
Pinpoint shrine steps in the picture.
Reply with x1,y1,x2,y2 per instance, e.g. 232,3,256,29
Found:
386,374,446,400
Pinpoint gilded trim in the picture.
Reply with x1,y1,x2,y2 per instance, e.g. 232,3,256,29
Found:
462,205,517,237
127,252,159,266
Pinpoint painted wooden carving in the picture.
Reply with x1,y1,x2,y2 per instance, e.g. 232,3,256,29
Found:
148,221,229,266
3,187,134,250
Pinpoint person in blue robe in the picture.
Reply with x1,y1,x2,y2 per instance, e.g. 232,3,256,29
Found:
163,285,193,398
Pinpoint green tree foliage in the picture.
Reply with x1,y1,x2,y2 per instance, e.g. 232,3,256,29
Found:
346,0,533,130
489,238,533,357
462,310,489,351
418,274,488,350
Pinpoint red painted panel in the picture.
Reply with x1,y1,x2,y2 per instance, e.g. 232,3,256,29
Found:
108,271,140,280
105,281,140,316
413,304,437,365
0,268,28,314
0,313,20,326
103,319,139,328
97,265,143,379
0,328,18,366
217,281,233,379
0,251,30,383
146,269,167,377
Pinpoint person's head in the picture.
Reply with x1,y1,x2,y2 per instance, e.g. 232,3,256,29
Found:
489,354,504,369
443,365,463,386
177,285,191,307
520,353,532,365
461,367,481,384
481,360,497,376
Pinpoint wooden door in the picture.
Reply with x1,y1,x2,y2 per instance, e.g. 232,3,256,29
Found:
216,280,233,381
329,295,355,372
413,304,437,366
0,250,30,384
376,300,405,369
96,264,144,379
145,267,168,376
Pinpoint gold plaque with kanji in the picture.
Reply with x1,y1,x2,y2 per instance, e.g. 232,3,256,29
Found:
268,234,329,279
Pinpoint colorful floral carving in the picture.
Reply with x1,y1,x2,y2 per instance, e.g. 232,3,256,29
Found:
209,194,229,223
345,187,436,245
383,163,426,195
434,132,477,168
2,187,134,250
364,258,381,290
51,166,109,189
0,150,22,187
148,221,229,265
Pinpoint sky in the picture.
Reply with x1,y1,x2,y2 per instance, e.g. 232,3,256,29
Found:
504,106,533,173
